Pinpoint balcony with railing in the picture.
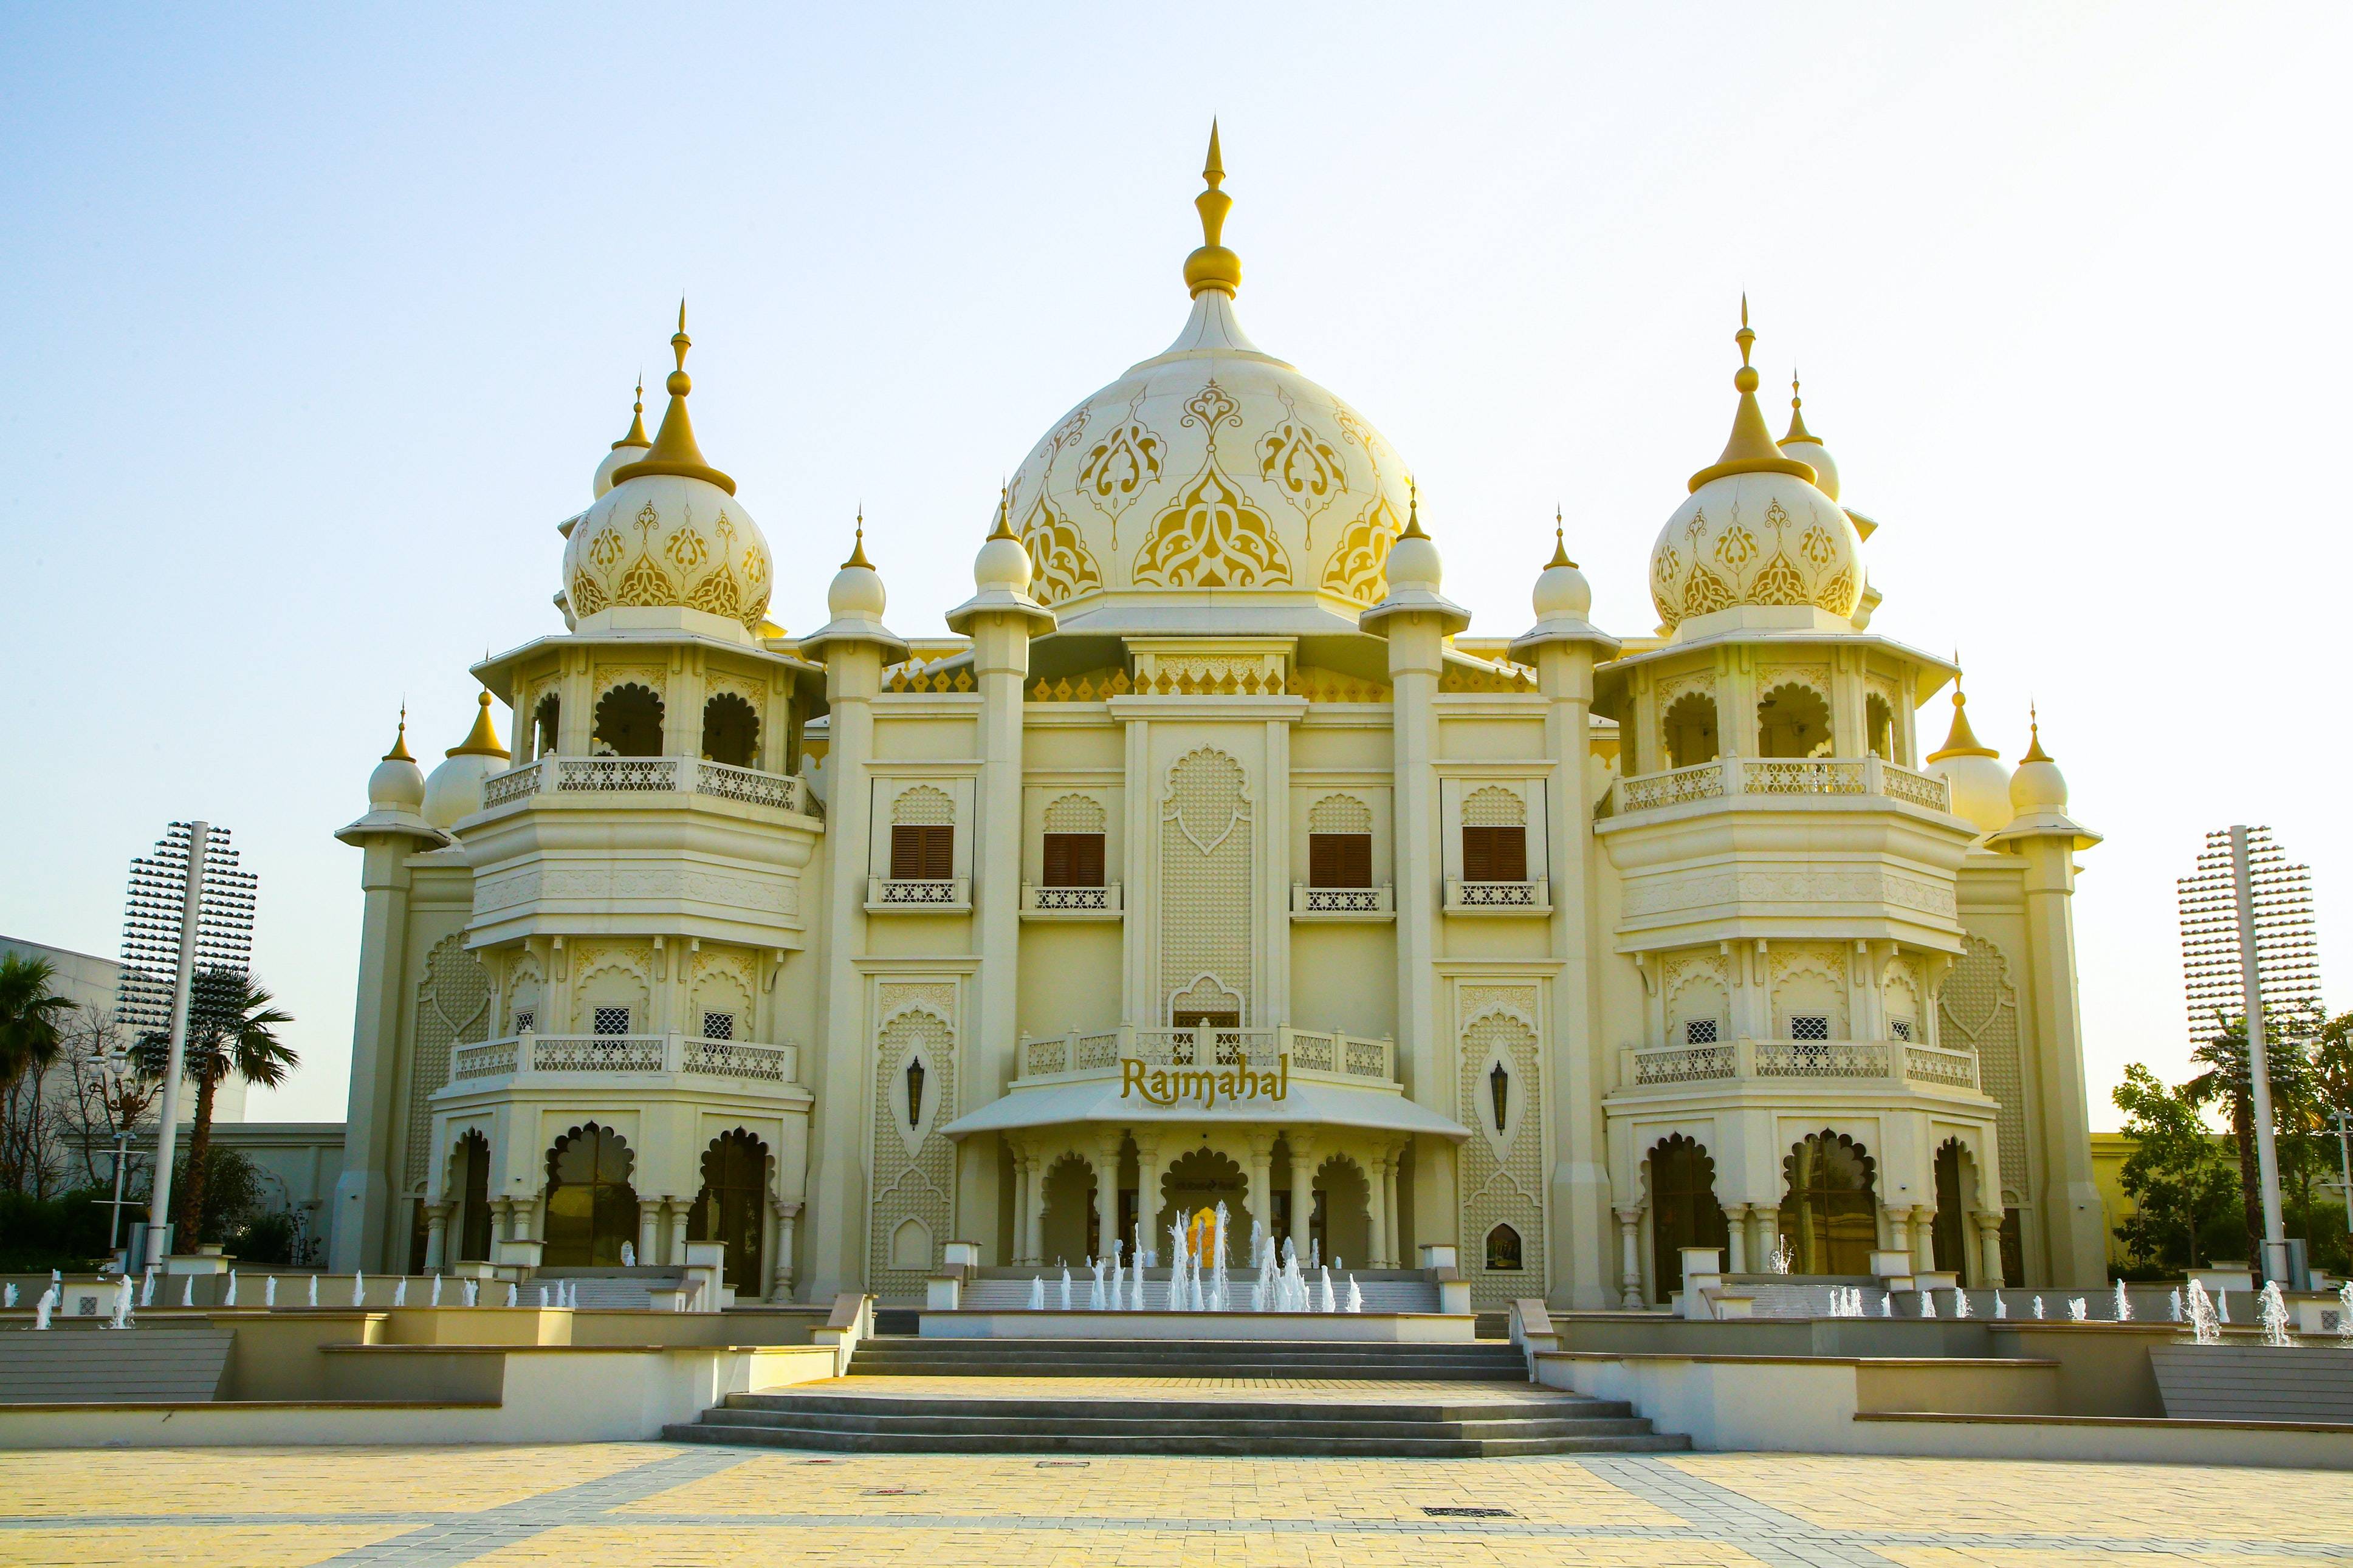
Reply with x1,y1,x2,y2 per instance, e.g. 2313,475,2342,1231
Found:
479,756,825,820
1606,755,1951,820
1443,877,1551,916
1615,1035,1980,1097
1014,1022,1398,1089
1290,883,1396,920
866,875,971,914
441,1030,802,1097
1020,882,1124,919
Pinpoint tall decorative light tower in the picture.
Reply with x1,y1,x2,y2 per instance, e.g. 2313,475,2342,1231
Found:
2177,826,2323,1285
116,821,259,1267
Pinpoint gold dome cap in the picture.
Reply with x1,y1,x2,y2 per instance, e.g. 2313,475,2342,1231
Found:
1776,370,1839,502
446,691,510,759
611,303,735,495
1183,120,1242,300
1688,299,1819,492
591,377,653,499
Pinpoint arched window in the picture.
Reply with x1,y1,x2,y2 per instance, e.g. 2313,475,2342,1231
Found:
1042,793,1107,888
1308,793,1374,889
544,1123,637,1266
532,693,560,762
593,684,664,758
1485,1224,1523,1271
453,1130,492,1263
1756,683,1832,759
1932,1139,1970,1284
1864,693,1895,761
1778,1131,1878,1275
1461,786,1528,882
890,785,956,880
1662,691,1719,770
687,1129,767,1291
701,691,758,768
1649,1134,1730,1296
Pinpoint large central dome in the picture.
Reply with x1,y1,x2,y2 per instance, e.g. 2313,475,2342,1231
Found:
1004,128,1412,628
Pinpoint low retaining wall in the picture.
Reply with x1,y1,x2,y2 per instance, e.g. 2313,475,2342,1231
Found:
919,1310,1475,1341
2152,1343,2353,1423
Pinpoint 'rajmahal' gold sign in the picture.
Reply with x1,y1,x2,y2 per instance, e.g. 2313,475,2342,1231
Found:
1120,1053,1288,1111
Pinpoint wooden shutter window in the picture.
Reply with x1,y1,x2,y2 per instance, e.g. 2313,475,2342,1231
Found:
1307,832,1373,889
891,824,954,880
1042,832,1105,888
1462,826,1528,883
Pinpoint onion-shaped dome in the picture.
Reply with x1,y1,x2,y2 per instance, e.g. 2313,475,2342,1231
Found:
2010,711,2068,813
367,711,427,813
422,693,510,829
1649,304,1863,636
591,378,652,498
1000,124,1415,621
1510,512,1619,662
1776,372,1838,502
799,518,910,664
561,307,774,636
1925,683,2013,835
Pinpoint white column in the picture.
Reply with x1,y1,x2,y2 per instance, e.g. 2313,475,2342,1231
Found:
666,1196,690,1267
1135,1136,1163,1257
1025,1149,1049,1267
1885,1205,1910,1258
637,1199,661,1270
1245,1132,1275,1255
1366,1146,1389,1272
1286,1132,1318,1258
963,603,1037,1264
1975,1210,2005,1288
1722,1203,1749,1275
1383,611,1448,1253
1095,1132,1123,1262
1383,1143,1404,1268
1535,635,1607,1307
1912,1204,1937,1273
1008,1140,1031,1265
422,1202,451,1272
771,1205,799,1300
2017,830,2108,1287
1616,1207,1643,1307
330,824,432,1272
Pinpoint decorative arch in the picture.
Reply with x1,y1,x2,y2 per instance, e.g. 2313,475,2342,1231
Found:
446,1129,493,1263
1646,1134,1729,1297
1756,681,1832,759
1308,793,1373,835
1661,690,1720,770
869,1006,956,1296
700,690,759,768
1931,1135,1975,1286
891,784,955,826
544,1122,637,1266
531,691,560,762
1160,747,1253,1025
688,1128,769,1290
890,1216,934,1272
1485,1223,1523,1272
1314,1151,1371,1268
406,936,489,1190
1458,1007,1544,1306
1778,1130,1878,1275
593,683,664,758
1043,793,1107,835
1462,786,1527,827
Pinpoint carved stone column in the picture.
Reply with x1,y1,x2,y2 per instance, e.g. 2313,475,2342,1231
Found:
1286,1131,1319,1260
637,1199,662,1272
1133,1136,1163,1261
1615,1207,1644,1307
1364,1146,1389,1272
665,1196,691,1267
1975,1210,2006,1289
1244,1131,1276,1260
1885,1205,1911,1257
422,1202,452,1272
1722,1202,1750,1275
1911,1204,1938,1273
1024,1148,1049,1268
772,1202,800,1301
1094,1132,1124,1264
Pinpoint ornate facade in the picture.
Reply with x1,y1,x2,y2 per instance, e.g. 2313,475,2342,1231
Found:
329,129,2109,1307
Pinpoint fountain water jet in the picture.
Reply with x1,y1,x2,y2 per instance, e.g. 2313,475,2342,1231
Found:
2259,1281,2295,1347
2113,1281,2131,1323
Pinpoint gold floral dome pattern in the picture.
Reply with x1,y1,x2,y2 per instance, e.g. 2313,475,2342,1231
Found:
562,473,774,633
1647,471,1863,632
1003,132,1414,611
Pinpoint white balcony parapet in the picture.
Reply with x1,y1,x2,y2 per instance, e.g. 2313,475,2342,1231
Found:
867,875,970,913
1015,1024,1396,1086
1290,883,1395,919
479,756,824,819
1020,883,1123,918
1622,1036,1979,1092
1443,877,1550,914
444,1030,801,1092
1610,756,1951,817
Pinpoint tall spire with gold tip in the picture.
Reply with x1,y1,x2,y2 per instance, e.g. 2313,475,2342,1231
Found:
1778,368,1842,503
1924,673,2014,836
2020,704,2053,764
447,691,510,759
614,377,650,451
591,377,654,498
1782,370,1816,446
613,303,736,495
843,507,872,569
1184,120,1242,300
1548,505,1575,569
381,705,414,764
1689,298,1819,492
1400,477,1427,539
1926,681,1998,761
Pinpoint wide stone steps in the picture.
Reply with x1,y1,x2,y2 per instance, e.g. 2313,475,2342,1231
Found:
0,1327,233,1403
667,1389,1683,1456
957,1276,1442,1312
847,1337,1530,1381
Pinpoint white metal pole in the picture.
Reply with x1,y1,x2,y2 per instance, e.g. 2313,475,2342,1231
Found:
2228,825,2291,1284
143,820,208,1268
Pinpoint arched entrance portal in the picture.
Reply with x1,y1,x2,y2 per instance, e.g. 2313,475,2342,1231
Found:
544,1123,638,1266
1932,1138,1970,1284
1778,1131,1878,1275
1315,1154,1370,1270
1040,1152,1099,1264
688,1129,768,1292
1649,1134,1729,1297
1158,1147,1246,1260
452,1130,492,1263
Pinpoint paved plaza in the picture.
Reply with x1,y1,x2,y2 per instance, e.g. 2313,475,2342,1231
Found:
0,1436,2343,1567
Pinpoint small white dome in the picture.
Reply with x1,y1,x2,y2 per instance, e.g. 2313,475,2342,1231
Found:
422,753,496,827
1778,437,1838,502
1925,689,2011,836
368,744,425,813
830,532,887,620
975,531,1032,595
2011,724,2067,812
1386,527,1441,594
1532,531,1592,621
593,439,648,498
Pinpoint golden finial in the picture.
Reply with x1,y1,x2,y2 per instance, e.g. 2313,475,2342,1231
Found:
1547,505,1576,569
1183,119,1242,299
447,690,510,759
1400,477,1428,539
1926,677,1999,762
2020,702,2052,764
988,479,1017,541
1782,368,1818,446
611,375,650,451
611,298,736,495
382,704,414,764
1688,296,1818,493
842,508,873,570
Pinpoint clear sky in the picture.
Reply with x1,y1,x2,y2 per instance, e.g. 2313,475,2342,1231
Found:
2,3,2344,1124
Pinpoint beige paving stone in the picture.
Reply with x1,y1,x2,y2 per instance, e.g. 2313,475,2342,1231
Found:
1879,1552,2337,1568
1668,1451,2353,1539
0,1442,670,1518
0,1523,411,1566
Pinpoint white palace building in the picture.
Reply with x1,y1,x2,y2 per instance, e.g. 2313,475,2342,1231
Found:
329,129,2108,1313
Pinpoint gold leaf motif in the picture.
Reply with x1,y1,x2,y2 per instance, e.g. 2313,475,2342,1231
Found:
569,569,610,617
614,553,676,607
1713,520,1759,572
587,524,627,571
1078,390,1164,543
1798,521,1838,568
1320,491,1398,604
1816,566,1860,616
634,501,661,536
1255,390,1347,543
1181,380,1243,437
1132,454,1293,589
1680,566,1734,620
1019,491,1101,606
665,526,711,574
684,566,742,622
1749,549,1810,605
1654,543,1680,588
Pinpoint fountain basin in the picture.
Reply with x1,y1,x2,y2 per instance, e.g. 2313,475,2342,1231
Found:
918,1310,1475,1341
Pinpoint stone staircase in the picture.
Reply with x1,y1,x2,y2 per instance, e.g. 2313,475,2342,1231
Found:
954,1270,1442,1313
0,1327,233,1403
663,1336,1689,1456
531,1267,687,1309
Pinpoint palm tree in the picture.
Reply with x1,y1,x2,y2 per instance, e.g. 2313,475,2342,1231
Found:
0,954,74,1090
133,969,295,1242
